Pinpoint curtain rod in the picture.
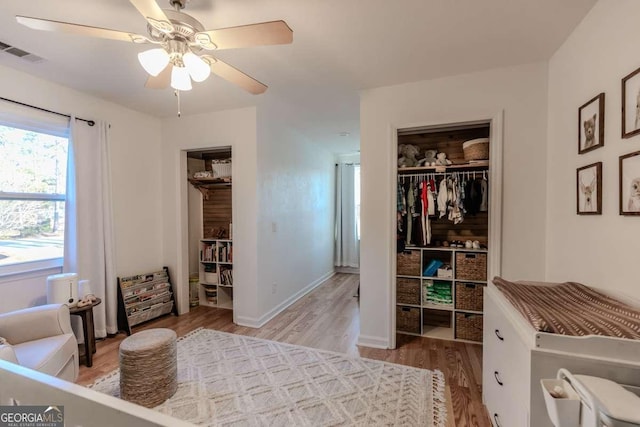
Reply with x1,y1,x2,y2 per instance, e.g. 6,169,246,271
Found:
0,96,95,126
335,162,361,165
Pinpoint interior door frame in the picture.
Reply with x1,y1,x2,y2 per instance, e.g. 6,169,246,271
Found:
388,111,504,349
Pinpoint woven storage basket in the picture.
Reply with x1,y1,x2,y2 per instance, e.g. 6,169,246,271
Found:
210,161,232,178
462,138,489,161
396,306,420,333
455,252,487,281
119,328,178,407
455,312,483,342
455,282,484,311
396,278,420,305
397,250,421,276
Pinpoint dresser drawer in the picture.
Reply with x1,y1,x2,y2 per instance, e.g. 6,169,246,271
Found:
483,289,531,422
485,372,528,427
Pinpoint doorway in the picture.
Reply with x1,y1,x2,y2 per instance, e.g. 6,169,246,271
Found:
186,147,234,314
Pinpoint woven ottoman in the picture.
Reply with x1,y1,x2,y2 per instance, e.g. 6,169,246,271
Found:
119,328,177,408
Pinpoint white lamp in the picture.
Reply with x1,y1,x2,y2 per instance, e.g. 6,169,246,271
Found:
183,52,211,82
138,48,170,76
171,65,192,91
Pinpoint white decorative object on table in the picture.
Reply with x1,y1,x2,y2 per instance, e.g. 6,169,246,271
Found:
46,273,79,307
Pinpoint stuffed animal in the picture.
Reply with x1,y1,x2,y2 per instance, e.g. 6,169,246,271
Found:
435,152,452,166
398,144,420,167
418,149,438,166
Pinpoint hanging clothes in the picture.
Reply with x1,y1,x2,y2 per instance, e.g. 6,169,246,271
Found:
427,179,436,216
465,178,483,215
437,178,447,218
448,175,463,224
458,175,466,214
480,178,488,212
406,180,415,245
421,180,431,245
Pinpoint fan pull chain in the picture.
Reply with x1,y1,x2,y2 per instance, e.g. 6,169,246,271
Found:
174,90,181,118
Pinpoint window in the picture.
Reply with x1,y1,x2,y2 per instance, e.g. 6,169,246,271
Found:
0,123,68,272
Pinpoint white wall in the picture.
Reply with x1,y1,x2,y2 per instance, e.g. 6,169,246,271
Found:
360,62,549,347
545,0,640,298
161,107,259,321
249,106,335,327
0,65,163,313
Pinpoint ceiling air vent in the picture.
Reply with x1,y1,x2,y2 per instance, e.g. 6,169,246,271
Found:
0,40,44,63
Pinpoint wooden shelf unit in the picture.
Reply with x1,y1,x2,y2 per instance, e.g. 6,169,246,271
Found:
396,247,487,343
198,239,233,309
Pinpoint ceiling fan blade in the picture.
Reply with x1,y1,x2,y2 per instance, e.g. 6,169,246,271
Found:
195,20,292,50
145,64,172,89
204,56,267,94
129,0,174,33
16,16,149,43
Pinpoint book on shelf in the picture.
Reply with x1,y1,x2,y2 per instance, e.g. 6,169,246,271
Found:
219,266,233,286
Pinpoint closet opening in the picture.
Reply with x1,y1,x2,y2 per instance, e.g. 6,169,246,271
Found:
394,121,493,343
186,147,234,314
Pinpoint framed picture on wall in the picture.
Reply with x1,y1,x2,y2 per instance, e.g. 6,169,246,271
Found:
577,162,602,215
578,93,605,154
620,150,640,215
622,66,640,139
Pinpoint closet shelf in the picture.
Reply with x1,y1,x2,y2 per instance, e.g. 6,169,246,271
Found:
398,161,489,173
188,178,231,200
405,246,488,253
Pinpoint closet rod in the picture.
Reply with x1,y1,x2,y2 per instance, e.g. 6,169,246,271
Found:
398,171,486,179
0,96,95,126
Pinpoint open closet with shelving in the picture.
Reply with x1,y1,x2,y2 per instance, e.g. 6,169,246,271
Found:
395,124,490,343
187,147,234,311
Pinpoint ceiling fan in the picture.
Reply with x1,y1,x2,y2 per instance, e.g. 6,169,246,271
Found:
16,0,293,94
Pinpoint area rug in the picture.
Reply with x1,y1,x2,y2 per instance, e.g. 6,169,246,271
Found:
90,328,446,426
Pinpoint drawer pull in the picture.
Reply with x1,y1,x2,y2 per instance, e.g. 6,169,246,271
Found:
493,413,501,427
494,329,504,341
494,371,504,386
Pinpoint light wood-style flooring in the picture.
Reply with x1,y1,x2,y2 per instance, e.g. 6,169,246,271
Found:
79,273,491,426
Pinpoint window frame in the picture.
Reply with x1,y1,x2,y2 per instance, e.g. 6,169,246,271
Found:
0,117,69,277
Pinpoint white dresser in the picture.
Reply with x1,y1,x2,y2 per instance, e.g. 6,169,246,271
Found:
483,284,640,427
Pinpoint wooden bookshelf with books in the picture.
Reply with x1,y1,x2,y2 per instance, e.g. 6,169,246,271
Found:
199,239,233,309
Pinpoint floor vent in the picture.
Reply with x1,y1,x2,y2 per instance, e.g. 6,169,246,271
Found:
0,40,44,63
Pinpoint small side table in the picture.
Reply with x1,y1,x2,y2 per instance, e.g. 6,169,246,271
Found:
69,298,101,368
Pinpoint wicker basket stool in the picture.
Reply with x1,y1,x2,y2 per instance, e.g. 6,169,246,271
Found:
119,328,177,408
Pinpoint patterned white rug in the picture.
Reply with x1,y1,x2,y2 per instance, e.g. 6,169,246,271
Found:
90,328,446,426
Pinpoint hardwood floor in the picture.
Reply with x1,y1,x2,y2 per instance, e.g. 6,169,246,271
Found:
79,273,491,426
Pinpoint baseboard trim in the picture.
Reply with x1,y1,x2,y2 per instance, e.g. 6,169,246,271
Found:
335,266,359,274
235,270,336,329
357,334,390,349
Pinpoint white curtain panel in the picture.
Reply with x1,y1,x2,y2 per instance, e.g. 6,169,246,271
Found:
64,119,117,338
334,163,359,267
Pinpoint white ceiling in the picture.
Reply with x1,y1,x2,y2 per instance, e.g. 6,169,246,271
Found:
0,0,596,153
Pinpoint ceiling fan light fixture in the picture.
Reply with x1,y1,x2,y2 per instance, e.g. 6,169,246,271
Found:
138,48,170,76
183,52,211,83
171,65,192,91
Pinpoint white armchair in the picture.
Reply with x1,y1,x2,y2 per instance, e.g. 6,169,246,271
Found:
0,304,79,382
